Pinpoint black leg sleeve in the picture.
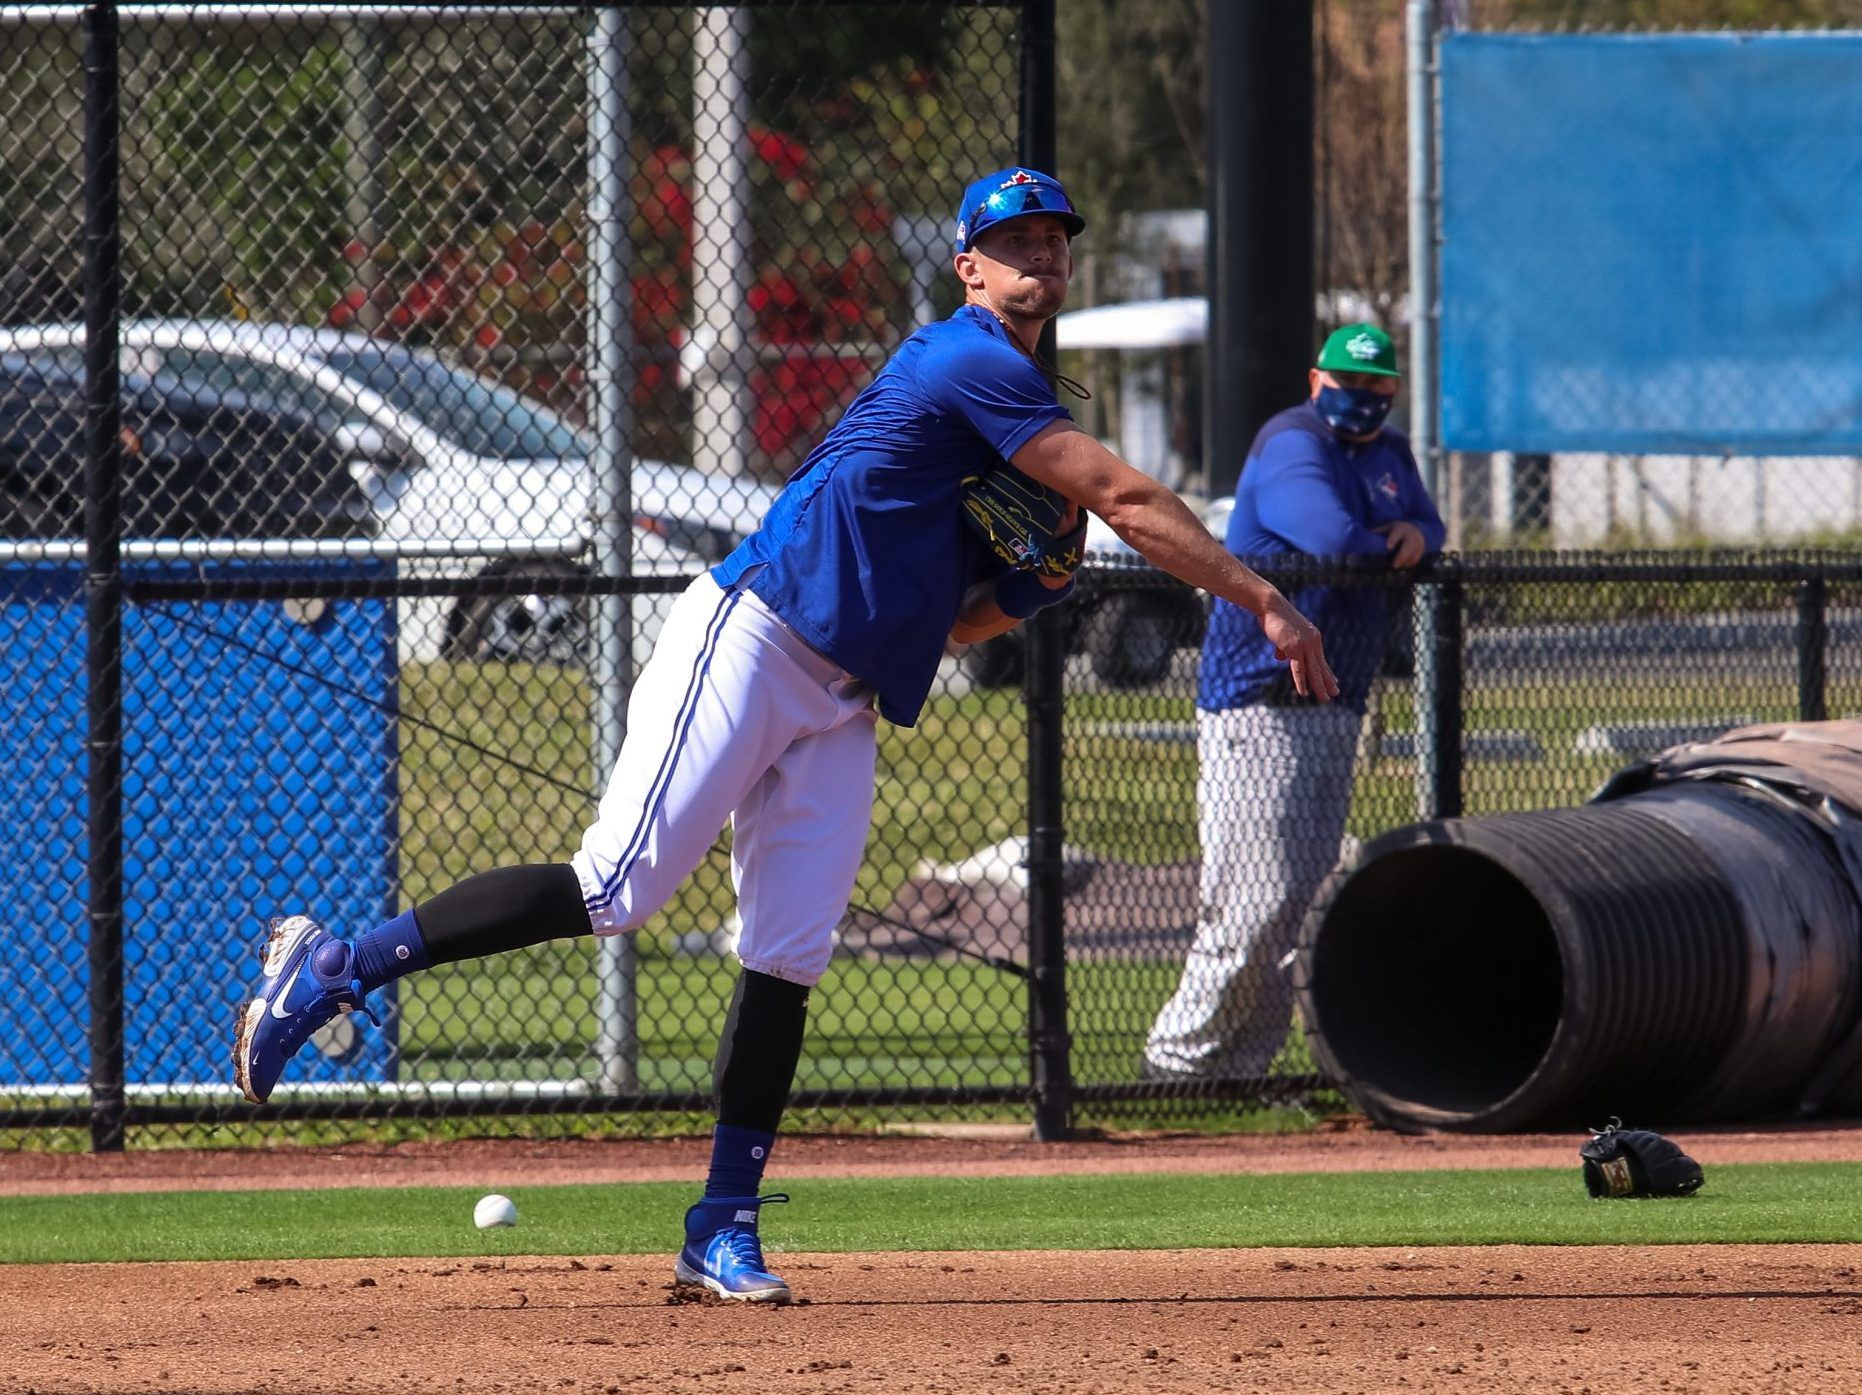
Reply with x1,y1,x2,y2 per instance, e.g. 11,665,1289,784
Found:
713,969,811,1132
413,863,591,965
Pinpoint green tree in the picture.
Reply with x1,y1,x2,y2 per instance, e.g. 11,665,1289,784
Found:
1055,0,1205,272
131,37,355,322
0,27,83,321
1317,1,1407,327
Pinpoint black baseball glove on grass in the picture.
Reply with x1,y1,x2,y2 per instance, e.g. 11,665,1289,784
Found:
1579,1119,1704,1198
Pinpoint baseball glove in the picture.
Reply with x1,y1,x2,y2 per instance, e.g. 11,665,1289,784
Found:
1579,1119,1704,1198
960,465,1086,579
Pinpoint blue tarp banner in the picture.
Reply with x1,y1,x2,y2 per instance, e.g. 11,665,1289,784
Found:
1440,33,1862,454
0,561,399,1088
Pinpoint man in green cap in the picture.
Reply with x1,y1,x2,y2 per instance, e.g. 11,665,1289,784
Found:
1144,322,1445,1081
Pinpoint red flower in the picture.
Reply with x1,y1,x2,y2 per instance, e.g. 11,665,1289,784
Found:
749,269,818,344
643,144,689,180
326,286,369,328
750,126,810,182
642,176,693,242
848,189,893,235
631,268,684,342
751,352,870,459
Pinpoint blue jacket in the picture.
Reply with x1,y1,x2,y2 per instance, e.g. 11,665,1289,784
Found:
1199,401,1445,715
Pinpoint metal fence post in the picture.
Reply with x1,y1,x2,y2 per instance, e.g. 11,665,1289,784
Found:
1406,0,1440,503
1423,576,1463,819
1408,0,1451,823
1203,0,1313,501
338,17,385,335
588,4,639,1094
1024,604,1070,1139
82,0,126,1153
1796,576,1828,723
1020,0,1071,1142
690,5,751,481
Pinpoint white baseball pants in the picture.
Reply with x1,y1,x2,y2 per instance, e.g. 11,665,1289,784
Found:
1145,703,1361,1078
570,572,879,986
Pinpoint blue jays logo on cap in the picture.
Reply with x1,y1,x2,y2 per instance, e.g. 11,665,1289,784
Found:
954,167,1085,253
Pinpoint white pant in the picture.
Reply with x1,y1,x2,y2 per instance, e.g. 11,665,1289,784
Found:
571,573,878,986
1145,704,1361,1078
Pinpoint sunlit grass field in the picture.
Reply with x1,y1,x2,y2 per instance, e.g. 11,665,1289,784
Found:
7,1163,1862,1263
388,639,1843,1101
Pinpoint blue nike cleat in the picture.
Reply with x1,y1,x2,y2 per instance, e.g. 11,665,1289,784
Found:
231,915,378,1104
674,1194,792,1303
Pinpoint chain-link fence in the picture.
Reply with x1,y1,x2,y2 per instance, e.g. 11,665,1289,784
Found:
6,3,1858,1150
1423,3,1862,547
1055,552,1862,1134
1,0,1053,1147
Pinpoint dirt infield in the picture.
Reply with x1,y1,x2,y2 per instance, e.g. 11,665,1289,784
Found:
10,1244,1862,1394
9,1124,1862,1393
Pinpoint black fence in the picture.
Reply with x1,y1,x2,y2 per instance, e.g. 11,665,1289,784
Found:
0,0,1066,1149
4,4,1853,1151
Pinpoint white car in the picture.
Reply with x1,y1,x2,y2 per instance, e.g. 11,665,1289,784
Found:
0,320,780,666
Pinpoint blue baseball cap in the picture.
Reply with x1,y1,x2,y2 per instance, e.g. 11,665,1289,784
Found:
954,167,1085,253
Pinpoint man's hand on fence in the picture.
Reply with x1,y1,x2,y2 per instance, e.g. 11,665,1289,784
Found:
1376,520,1427,569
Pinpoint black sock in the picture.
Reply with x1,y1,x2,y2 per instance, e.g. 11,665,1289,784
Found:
412,863,591,965
714,969,810,1133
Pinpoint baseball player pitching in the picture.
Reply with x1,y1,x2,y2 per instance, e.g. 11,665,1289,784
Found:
231,166,1336,1303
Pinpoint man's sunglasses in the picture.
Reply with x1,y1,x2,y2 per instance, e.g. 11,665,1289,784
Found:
972,183,1077,225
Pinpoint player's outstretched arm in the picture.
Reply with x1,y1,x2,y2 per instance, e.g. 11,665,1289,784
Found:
1010,422,1340,701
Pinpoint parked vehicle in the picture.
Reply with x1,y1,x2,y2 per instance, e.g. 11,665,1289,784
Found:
0,322,780,666
0,355,369,542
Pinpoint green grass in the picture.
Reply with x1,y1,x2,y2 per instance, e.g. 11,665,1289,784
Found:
397,655,1848,898
1468,571,1862,628
5,1164,1860,1264
394,947,1033,1089
391,946,1296,1097
386,657,1842,1092
389,668,1206,1093
377,653,1849,1111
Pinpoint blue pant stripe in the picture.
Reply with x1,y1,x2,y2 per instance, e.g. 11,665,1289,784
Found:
584,586,743,913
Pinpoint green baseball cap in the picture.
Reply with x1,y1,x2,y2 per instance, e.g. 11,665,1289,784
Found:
1315,323,1401,377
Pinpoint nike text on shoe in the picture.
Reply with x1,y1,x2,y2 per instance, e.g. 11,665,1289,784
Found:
674,1193,792,1303
231,915,378,1104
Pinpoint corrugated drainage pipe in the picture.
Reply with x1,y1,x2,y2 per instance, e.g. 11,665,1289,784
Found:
1293,784,1862,1133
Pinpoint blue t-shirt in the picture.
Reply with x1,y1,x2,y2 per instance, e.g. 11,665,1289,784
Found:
714,305,1071,726
1199,401,1445,716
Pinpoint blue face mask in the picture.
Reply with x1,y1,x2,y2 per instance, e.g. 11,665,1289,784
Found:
1315,384,1394,437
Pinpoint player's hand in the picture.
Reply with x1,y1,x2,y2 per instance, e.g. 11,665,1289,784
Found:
1375,520,1426,569
1260,592,1339,702
1039,503,1084,589
949,579,1019,645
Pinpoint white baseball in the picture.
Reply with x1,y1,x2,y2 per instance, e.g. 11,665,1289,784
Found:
473,1193,518,1230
